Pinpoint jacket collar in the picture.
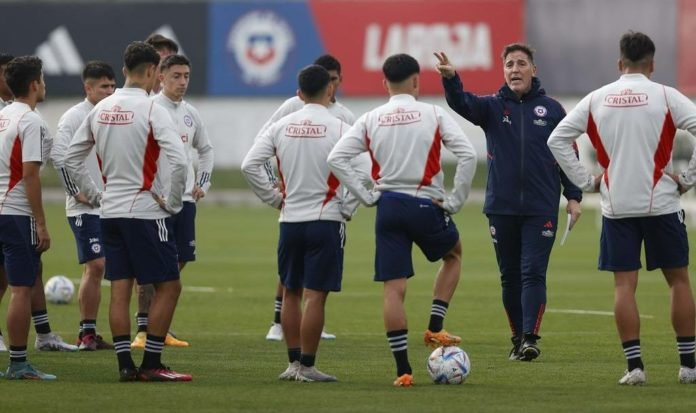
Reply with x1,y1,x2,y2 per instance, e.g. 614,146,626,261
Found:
497,77,545,101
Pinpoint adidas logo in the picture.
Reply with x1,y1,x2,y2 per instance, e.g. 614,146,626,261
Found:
35,26,84,76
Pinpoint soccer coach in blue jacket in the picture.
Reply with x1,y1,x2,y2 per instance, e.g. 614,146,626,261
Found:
434,44,582,361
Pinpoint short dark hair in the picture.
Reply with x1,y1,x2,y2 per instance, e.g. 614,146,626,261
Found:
5,56,42,98
145,33,179,54
382,53,420,83
313,55,341,74
298,64,330,99
160,54,190,72
123,41,160,73
501,43,535,63
620,31,655,66
82,61,115,81
0,53,14,67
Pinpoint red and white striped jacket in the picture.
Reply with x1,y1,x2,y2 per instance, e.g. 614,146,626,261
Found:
65,88,187,219
242,103,364,223
328,94,477,214
0,102,50,216
548,74,696,218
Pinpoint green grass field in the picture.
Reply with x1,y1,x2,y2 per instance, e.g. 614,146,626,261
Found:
2,201,696,412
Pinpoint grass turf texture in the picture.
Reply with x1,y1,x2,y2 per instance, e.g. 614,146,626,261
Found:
2,202,696,412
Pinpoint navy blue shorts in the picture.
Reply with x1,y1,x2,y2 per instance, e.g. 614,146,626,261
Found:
170,201,196,263
278,221,345,292
599,211,689,272
0,215,41,286
68,214,105,264
100,217,179,285
374,192,459,281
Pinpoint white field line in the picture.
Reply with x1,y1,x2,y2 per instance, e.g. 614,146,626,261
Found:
68,278,231,293
546,308,654,319
65,278,653,319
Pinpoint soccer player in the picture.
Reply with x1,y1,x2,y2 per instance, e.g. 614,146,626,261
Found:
327,54,477,386
0,53,76,354
242,64,361,382
0,53,13,106
64,41,190,382
50,61,116,351
131,34,189,348
0,56,56,379
131,54,214,349
434,45,583,361
261,54,353,342
548,31,696,385
145,33,178,95
0,52,14,352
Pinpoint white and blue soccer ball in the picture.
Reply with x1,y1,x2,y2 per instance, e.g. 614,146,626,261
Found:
44,275,75,304
427,345,471,384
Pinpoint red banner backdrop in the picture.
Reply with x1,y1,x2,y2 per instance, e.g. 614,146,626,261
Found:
308,0,524,96
679,0,696,95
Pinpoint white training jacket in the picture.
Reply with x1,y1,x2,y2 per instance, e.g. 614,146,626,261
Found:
548,73,696,218
327,94,477,214
242,103,366,223
51,99,103,217
64,88,187,219
0,102,52,216
257,96,356,185
258,96,356,136
152,93,214,202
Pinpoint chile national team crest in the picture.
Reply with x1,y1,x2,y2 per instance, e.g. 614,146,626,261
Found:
227,10,295,86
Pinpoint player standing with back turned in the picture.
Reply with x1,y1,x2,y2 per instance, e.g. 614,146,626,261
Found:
548,31,696,385
328,54,477,387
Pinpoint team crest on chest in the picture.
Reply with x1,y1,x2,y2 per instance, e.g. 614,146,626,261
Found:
183,115,193,127
534,105,547,117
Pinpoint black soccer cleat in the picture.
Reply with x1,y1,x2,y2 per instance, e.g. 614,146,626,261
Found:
119,366,139,382
508,336,522,361
519,334,541,362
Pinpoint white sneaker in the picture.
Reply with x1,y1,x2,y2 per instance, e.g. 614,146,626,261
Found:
320,330,336,340
278,361,300,380
618,368,646,385
266,323,283,341
296,365,338,382
35,333,78,352
0,335,7,352
678,366,696,384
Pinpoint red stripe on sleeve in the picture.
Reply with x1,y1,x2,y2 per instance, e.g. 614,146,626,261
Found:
7,135,23,192
586,113,611,188
275,150,286,206
418,127,442,189
322,173,341,206
365,132,381,181
96,153,107,184
140,126,160,191
652,110,677,188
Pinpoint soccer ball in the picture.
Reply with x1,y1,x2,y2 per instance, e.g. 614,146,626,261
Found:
427,346,471,384
44,275,75,304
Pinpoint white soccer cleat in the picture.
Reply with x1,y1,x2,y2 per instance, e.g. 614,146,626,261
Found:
35,333,79,352
278,361,300,380
618,368,646,385
0,335,7,352
320,330,336,340
266,323,283,341
296,365,338,382
678,366,696,384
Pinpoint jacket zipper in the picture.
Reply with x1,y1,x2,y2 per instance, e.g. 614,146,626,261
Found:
519,99,524,211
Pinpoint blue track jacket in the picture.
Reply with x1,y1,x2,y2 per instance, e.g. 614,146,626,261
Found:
442,74,582,215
